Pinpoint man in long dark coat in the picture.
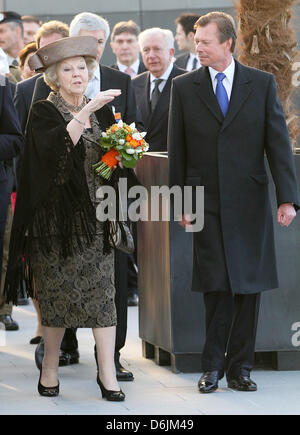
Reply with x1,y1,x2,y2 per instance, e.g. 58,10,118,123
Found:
168,12,299,393
0,75,23,323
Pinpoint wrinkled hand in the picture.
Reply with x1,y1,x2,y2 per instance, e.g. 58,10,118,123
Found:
85,89,121,114
277,203,296,227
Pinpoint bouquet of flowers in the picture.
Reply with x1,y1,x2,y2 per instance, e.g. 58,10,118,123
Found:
93,120,149,180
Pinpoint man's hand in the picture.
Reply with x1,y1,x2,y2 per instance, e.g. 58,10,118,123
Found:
277,203,296,227
179,214,192,228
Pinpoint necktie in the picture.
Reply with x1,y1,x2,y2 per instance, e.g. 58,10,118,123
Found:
215,72,229,117
11,59,19,67
192,57,198,70
151,79,163,112
125,66,135,78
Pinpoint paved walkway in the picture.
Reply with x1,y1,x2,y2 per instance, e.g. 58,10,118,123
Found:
0,302,300,415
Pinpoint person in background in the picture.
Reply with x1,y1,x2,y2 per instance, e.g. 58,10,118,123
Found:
110,20,144,306
110,20,146,78
174,13,201,71
14,20,69,132
132,27,185,152
0,74,23,331
21,15,42,45
19,41,38,80
0,11,24,66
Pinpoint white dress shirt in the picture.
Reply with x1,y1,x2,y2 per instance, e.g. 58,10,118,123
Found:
208,57,235,100
85,65,101,99
149,61,174,100
186,53,201,72
117,58,140,78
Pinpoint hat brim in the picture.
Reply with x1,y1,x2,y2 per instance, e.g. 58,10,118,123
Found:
28,36,98,72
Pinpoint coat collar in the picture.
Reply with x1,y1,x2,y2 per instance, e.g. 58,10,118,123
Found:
193,59,253,129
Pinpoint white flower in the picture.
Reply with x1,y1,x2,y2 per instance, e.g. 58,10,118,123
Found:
132,132,142,141
118,120,124,128
136,148,143,153
140,132,147,138
126,148,135,154
129,122,136,130
101,132,107,137
119,139,125,145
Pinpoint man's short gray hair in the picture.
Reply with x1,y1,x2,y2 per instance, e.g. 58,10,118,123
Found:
69,12,110,41
138,28,174,50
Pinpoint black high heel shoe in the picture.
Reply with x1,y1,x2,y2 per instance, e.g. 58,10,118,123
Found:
38,367,59,397
97,376,125,401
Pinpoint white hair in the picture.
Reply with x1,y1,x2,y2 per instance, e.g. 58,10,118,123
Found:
69,12,110,41
138,27,174,50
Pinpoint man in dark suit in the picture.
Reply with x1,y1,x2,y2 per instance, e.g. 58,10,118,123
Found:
0,75,23,327
174,13,201,72
168,12,299,394
110,20,146,78
133,27,186,153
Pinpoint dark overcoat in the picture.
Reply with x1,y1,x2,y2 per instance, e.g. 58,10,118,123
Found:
168,60,299,295
0,76,23,283
132,64,186,152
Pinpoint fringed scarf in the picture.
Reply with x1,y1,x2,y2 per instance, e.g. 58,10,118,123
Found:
4,99,119,305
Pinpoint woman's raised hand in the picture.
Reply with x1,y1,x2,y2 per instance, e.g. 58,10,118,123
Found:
85,89,121,114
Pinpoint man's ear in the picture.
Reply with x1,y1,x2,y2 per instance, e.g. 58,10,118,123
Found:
110,40,116,55
187,31,195,41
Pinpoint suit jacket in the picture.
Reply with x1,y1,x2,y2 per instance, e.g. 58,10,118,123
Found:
110,59,147,76
14,74,42,133
168,60,299,295
174,53,190,70
132,64,186,152
0,76,23,282
31,65,141,128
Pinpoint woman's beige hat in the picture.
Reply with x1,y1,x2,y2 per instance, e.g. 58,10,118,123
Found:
29,36,98,72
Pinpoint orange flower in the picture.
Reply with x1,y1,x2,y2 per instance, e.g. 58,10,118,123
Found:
101,148,120,168
130,139,139,148
126,134,132,142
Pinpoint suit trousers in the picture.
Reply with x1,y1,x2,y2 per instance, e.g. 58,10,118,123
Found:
0,203,13,315
202,291,261,379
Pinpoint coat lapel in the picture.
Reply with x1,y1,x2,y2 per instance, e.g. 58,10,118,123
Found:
148,65,182,130
193,67,224,124
136,72,151,129
221,60,252,131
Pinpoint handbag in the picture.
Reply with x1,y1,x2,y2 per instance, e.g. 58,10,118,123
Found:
109,183,134,255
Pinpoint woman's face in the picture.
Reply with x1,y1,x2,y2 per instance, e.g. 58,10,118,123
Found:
21,52,37,80
56,56,89,98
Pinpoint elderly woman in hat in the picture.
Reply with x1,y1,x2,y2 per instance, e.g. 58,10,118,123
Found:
5,36,128,401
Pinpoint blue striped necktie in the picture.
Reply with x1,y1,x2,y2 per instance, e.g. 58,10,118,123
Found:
215,72,229,117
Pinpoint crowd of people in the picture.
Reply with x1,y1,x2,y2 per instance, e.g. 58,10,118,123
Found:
0,8,298,401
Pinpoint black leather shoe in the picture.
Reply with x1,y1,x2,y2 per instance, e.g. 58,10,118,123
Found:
115,360,134,382
0,315,19,331
227,375,257,391
62,349,80,365
94,346,134,382
198,371,219,394
35,340,80,370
